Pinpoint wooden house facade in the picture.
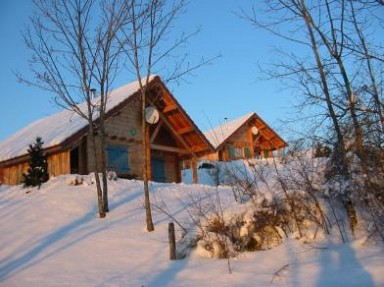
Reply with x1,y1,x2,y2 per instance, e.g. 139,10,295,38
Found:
0,76,213,185
201,113,287,162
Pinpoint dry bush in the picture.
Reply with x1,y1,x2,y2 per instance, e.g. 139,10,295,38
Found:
222,160,259,203
179,143,384,259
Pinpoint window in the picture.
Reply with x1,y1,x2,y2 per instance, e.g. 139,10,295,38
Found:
106,145,129,174
227,145,246,160
244,147,251,158
227,146,236,159
235,147,243,158
151,157,166,183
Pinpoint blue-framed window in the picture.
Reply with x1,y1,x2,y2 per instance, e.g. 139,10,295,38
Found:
228,145,248,160
227,146,236,159
106,145,129,174
151,157,166,183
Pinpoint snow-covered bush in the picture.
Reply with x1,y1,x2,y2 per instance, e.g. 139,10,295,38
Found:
107,171,118,181
181,189,302,258
67,175,84,186
177,147,384,260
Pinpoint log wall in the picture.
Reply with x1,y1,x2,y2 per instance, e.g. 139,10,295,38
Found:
0,162,29,185
48,151,70,177
86,99,181,182
0,150,70,186
151,149,180,183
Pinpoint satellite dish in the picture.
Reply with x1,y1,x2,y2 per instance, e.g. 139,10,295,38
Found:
251,126,259,135
145,106,160,124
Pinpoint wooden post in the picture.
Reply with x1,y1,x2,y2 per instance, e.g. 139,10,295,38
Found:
191,158,198,184
168,222,176,260
247,128,255,158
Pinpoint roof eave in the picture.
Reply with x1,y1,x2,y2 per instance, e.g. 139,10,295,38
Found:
150,76,215,155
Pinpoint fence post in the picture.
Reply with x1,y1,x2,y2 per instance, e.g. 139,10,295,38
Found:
168,222,176,260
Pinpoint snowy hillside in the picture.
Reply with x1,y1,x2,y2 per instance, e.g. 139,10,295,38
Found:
1,172,383,286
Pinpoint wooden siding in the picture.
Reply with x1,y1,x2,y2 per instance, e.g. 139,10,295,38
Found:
102,98,144,178
84,98,182,182
198,152,220,162
1,162,29,185
151,150,180,183
48,151,70,177
0,150,70,185
217,125,252,161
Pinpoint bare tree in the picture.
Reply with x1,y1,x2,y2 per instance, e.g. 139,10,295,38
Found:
19,0,129,217
119,0,218,232
242,0,384,238
241,2,350,178
348,1,384,134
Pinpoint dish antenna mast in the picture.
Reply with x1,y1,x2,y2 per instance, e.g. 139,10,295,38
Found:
145,106,160,125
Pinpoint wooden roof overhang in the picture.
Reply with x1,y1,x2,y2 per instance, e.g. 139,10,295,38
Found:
248,113,288,150
215,113,287,152
147,77,214,159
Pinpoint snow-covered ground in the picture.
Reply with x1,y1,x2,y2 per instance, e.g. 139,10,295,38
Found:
1,173,383,286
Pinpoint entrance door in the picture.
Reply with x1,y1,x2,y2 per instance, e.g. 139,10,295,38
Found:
151,157,166,183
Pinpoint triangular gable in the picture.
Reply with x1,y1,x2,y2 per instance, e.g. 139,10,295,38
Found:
147,77,214,157
204,113,287,151
249,113,287,150
204,113,254,149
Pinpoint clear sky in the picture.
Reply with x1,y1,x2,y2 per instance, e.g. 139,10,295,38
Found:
0,1,294,142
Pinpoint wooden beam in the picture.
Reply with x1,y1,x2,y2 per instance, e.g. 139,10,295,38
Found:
255,123,267,131
163,104,178,114
177,126,194,135
150,121,163,143
267,135,277,142
147,98,197,158
253,134,262,146
247,128,255,158
192,158,198,184
191,144,210,153
151,144,189,154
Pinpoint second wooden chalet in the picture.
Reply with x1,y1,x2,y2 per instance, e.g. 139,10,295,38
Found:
201,113,287,162
0,76,213,185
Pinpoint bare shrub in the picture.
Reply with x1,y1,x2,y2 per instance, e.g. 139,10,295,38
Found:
222,160,259,203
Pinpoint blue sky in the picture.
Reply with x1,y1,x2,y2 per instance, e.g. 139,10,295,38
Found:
0,1,294,142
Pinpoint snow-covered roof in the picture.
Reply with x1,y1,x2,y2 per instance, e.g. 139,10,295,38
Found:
204,113,254,149
0,76,156,162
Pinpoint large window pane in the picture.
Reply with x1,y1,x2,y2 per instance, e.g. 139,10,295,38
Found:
106,145,129,174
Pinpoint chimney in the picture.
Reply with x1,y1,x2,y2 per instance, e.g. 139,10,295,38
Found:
90,88,96,100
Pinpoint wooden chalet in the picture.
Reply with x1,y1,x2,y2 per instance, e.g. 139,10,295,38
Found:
202,113,287,162
0,76,213,185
